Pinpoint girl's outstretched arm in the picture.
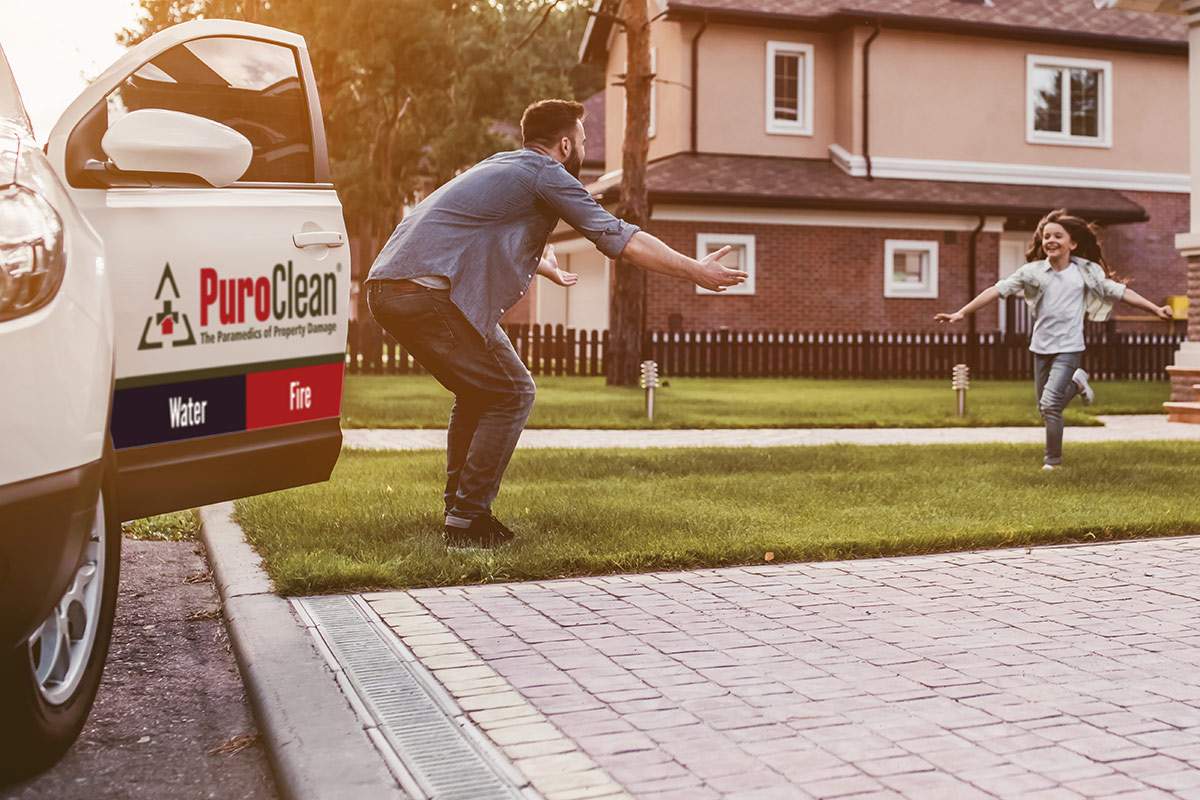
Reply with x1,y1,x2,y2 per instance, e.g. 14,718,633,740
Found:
935,286,1001,324
1119,287,1173,321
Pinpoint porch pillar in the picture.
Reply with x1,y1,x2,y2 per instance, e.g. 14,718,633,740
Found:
1167,1,1200,419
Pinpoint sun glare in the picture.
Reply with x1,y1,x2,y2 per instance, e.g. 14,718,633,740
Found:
0,0,141,140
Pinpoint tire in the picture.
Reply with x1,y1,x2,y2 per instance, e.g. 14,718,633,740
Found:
0,459,121,785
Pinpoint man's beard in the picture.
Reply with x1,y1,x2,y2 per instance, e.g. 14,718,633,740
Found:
564,147,583,179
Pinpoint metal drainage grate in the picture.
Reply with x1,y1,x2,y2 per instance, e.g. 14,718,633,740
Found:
296,595,528,800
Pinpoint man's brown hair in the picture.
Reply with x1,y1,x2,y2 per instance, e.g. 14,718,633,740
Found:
521,99,585,146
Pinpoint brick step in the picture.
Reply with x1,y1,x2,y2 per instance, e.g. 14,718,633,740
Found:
1165,401,1200,424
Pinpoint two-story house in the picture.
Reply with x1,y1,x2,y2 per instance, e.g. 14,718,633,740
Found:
514,0,1189,336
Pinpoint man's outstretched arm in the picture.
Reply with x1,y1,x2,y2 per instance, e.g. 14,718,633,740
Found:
619,231,746,292
534,164,746,292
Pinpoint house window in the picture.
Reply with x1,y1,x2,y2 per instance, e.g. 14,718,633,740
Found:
1026,55,1112,147
695,233,755,296
766,41,813,136
884,240,938,299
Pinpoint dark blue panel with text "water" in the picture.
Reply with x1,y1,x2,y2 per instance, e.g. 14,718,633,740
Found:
111,375,246,449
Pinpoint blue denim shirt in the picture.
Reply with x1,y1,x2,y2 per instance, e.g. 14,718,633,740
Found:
367,149,640,340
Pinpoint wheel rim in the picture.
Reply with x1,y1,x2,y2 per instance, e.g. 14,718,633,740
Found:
27,493,107,706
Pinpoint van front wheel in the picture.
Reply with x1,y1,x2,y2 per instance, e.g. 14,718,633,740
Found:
0,463,121,785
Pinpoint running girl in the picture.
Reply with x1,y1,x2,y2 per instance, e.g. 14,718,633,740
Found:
935,209,1172,470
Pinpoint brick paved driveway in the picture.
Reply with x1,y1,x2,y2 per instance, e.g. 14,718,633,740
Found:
366,537,1200,799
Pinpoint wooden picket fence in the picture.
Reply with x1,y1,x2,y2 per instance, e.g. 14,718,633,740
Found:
345,319,1183,381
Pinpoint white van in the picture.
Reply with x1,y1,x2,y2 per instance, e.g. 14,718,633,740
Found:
0,20,349,781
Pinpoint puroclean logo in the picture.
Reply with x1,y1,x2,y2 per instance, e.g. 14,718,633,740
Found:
138,263,196,351
199,261,338,324
137,261,340,350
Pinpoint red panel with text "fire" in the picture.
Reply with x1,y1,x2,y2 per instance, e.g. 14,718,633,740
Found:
245,362,344,430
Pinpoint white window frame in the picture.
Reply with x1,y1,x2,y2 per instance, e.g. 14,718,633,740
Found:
765,41,814,136
1025,54,1113,149
695,233,756,296
884,240,939,299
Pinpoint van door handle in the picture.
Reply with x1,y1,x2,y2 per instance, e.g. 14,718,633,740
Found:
293,231,345,248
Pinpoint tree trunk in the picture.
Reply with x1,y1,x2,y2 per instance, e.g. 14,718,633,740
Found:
606,0,652,386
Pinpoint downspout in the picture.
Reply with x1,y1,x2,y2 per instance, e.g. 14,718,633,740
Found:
690,14,709,153
968,214,986,366
862,21,882,180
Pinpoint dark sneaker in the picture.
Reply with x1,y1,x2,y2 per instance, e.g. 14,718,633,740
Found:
485,514,516,543
443,514,515,550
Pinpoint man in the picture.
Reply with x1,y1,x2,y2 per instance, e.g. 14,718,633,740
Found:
366,98,746,549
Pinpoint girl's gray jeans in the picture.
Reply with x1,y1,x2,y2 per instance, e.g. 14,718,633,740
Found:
1033,351,1082,466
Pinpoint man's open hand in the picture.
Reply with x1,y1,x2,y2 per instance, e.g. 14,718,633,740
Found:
548,267,579,287
538,244,578,287
935,311,965,324
694,246,749,292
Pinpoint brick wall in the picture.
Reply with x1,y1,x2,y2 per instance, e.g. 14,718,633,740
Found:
510,193,1191,337
1189,255,1200,343
642,220,1001,333
1099,191,1189,333
1170,253,1200,404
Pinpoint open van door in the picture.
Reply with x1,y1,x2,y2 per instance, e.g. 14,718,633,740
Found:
45,20,348,520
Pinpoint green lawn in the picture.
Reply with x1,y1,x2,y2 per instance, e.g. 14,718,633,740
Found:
341,375,1168,430
234,442,1200,595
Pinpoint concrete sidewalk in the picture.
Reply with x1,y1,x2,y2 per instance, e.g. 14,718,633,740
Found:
344,414,1200,451
358,537,1200,799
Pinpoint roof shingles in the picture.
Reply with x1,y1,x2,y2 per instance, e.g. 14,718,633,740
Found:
592,152,1148,222
666,0,1185,45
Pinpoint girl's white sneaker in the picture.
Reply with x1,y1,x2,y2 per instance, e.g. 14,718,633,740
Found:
1042,464,1059,471
1072,368,1094,405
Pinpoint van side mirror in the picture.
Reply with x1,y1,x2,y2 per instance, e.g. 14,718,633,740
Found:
100,109,253,188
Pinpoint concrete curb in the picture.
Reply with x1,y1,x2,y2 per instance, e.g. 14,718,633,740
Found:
199,503,404,800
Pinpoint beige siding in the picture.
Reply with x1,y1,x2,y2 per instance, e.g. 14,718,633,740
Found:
834,27,866,155
604,17,692,171
696,25,838,158
603,19,1185,176
869,29,1187,172
537,250,610,330
605,32,626,173
607,21,842,167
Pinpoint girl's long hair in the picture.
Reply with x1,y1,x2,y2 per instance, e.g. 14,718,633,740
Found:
1025,209,1113,275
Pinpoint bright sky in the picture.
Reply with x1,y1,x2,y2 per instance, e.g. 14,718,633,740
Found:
0,0,141,141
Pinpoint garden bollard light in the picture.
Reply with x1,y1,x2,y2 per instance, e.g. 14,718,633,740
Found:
952,363,970,417
640,360,660,421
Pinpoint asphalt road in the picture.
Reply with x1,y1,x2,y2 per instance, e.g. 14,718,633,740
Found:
6,537,277,800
